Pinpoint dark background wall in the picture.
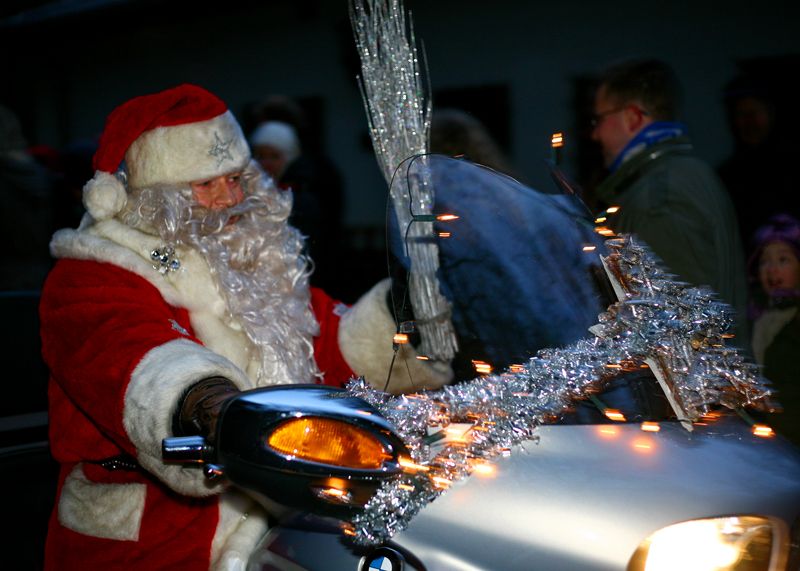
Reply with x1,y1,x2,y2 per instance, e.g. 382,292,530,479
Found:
2,0,798,227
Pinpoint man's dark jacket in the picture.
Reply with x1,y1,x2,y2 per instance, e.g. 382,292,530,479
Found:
596,136,749,343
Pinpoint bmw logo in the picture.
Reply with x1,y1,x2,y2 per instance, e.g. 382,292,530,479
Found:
368,556,393,571
359,547,405,571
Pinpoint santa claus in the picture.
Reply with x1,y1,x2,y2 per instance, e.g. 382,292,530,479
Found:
39,84,450,570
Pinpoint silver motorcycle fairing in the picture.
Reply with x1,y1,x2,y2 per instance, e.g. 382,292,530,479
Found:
250,416,800,570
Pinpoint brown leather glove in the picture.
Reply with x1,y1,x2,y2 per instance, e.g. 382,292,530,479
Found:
173,377,240,443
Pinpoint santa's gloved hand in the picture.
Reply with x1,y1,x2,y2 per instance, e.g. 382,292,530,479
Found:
173,377,240,444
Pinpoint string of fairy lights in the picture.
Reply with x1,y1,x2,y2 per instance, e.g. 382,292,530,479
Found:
344,212,776,545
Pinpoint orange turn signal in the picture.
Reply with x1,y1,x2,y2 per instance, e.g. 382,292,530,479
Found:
267,417,389,469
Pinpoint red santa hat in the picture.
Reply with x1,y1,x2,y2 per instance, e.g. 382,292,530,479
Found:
84,83,251,220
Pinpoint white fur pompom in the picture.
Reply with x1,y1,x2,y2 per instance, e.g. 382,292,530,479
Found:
83,170,127,220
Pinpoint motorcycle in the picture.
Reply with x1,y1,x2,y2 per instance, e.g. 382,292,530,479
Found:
165,156,800,571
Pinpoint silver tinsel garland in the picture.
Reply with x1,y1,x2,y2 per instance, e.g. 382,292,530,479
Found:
350,0,458,363
344,234,774,545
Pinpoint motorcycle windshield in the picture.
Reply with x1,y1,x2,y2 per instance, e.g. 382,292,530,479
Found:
386,154,676,424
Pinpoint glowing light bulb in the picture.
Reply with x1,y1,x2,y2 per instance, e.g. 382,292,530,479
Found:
472,360,493,374
393,333,409,344
313,486,354,505
604,409,626,422
752,424,774,438
432,476,452,488
399,457,430,473
606,206,620,214
641,421,661,432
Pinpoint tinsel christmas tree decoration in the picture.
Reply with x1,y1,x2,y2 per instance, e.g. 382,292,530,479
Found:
343,234,775,545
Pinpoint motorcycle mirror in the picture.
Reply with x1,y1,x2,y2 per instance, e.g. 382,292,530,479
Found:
164,384,408,521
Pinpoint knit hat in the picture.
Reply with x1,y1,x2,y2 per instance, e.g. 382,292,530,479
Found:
249,121,301,164
84,84,250,220
748,214,800,272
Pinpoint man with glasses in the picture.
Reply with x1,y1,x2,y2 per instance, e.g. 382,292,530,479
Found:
591,58,749,344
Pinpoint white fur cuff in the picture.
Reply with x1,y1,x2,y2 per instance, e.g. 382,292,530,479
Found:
123,338,252,496
338,278,453,394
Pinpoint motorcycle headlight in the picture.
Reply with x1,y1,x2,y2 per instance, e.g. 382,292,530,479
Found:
627,516,788,571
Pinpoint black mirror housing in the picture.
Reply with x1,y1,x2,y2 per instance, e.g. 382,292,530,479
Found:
166,384,408,521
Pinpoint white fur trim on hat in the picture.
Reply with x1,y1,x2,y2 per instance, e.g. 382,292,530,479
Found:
126,110,250,189
82,170,128,221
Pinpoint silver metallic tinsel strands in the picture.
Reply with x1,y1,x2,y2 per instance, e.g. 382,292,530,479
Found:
344,235,774,545
350,0,459,362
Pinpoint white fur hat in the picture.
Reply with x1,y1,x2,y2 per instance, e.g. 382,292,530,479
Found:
83,84,251,220
249,121,301,164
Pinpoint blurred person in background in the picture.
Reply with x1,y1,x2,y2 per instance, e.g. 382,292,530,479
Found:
249,120,300,181
718,74,799,245
748,213,800,444
249,98,345,295
430,107,518,179
590,57,749,344
0,103,55,290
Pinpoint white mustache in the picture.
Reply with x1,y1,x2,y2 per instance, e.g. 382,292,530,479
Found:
189,191,292,236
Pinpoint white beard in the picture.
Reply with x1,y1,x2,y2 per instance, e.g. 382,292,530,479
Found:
122,161,321,386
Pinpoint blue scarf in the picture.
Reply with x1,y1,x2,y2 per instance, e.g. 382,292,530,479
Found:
609,121,688,173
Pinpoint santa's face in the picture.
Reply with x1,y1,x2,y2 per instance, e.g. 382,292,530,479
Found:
190,172,245,210
121,162,319,384
759,241,800,295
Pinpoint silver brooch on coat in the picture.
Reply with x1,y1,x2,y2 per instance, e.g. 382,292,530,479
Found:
208,132,234,167
151,246,181,274
169,319,190,336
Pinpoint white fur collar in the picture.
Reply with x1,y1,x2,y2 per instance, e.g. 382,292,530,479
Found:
50,219,255,373
51,218,223,315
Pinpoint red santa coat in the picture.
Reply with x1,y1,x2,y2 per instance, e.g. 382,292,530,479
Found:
40,219,451,570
